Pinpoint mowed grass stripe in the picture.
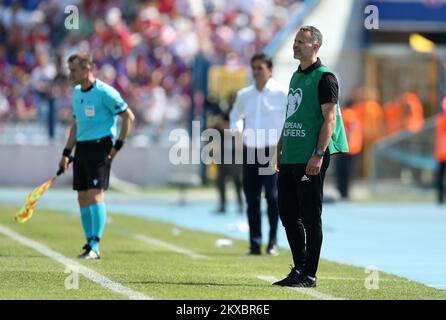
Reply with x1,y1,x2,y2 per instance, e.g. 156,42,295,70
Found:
0,224,153,300
132,233,207,259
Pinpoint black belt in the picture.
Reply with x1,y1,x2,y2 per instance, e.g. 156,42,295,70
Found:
76,136,112,145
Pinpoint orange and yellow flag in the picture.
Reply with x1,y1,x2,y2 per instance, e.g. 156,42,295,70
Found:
15,156,72,223
15,176,56,223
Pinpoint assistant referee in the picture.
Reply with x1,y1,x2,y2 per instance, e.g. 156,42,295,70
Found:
59,53,134,259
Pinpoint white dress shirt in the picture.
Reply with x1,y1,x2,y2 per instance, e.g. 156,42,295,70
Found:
229,78,288,148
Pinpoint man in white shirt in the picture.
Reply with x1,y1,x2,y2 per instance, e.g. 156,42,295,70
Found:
230,53,288,255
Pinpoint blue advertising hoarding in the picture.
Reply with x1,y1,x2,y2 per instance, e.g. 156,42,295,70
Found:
367,0,446,31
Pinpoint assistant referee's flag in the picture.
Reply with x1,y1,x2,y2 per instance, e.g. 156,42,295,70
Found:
14,157,73,224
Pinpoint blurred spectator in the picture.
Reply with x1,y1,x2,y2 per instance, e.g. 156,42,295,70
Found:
0,88,10,128
10,81,38,121
143,70,168,142
206,92,243,214
435,100,446,204
1,1,29,30
352,87,384,144
52,77,72,124
334,99,363,200
30,50,56,116
382,91,425,136
401,90,424,134
383,97,404,136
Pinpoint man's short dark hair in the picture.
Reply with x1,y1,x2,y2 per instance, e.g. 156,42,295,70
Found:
67,52,93,69
299,26,323,47
250,53,273,70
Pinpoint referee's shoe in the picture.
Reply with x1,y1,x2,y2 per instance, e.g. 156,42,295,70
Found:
78,244,101,260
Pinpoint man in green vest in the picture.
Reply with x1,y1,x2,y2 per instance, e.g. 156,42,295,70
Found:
273,26,348,287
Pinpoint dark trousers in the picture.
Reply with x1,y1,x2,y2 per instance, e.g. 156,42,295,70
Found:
277,153,330,277
334,153,355,199
437,162,446,204
242,147,279,252
216,163,243,210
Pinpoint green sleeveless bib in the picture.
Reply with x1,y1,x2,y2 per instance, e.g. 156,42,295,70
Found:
281,66,349,164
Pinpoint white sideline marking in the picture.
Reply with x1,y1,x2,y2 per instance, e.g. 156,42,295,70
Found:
257,275,344,300
0,224,153,300
319,276,407,282
133,234,206,259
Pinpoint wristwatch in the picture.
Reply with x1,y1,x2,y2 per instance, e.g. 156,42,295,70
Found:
314,148,325,157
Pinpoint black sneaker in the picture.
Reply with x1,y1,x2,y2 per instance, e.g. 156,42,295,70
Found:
246,249,261,256
294,275,317,288
273,266,302,286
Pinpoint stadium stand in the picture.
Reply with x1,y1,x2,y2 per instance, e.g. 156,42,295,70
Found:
0,0,304,145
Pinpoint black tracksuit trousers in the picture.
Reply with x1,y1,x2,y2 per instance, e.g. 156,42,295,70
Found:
277,153,330,277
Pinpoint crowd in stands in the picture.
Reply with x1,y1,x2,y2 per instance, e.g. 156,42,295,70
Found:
0,0,302,141
0,0,431,146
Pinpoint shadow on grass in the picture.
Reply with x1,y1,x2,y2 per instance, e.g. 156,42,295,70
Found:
122,280,268,288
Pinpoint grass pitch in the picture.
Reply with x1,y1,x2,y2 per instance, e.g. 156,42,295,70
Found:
0,206,445,300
